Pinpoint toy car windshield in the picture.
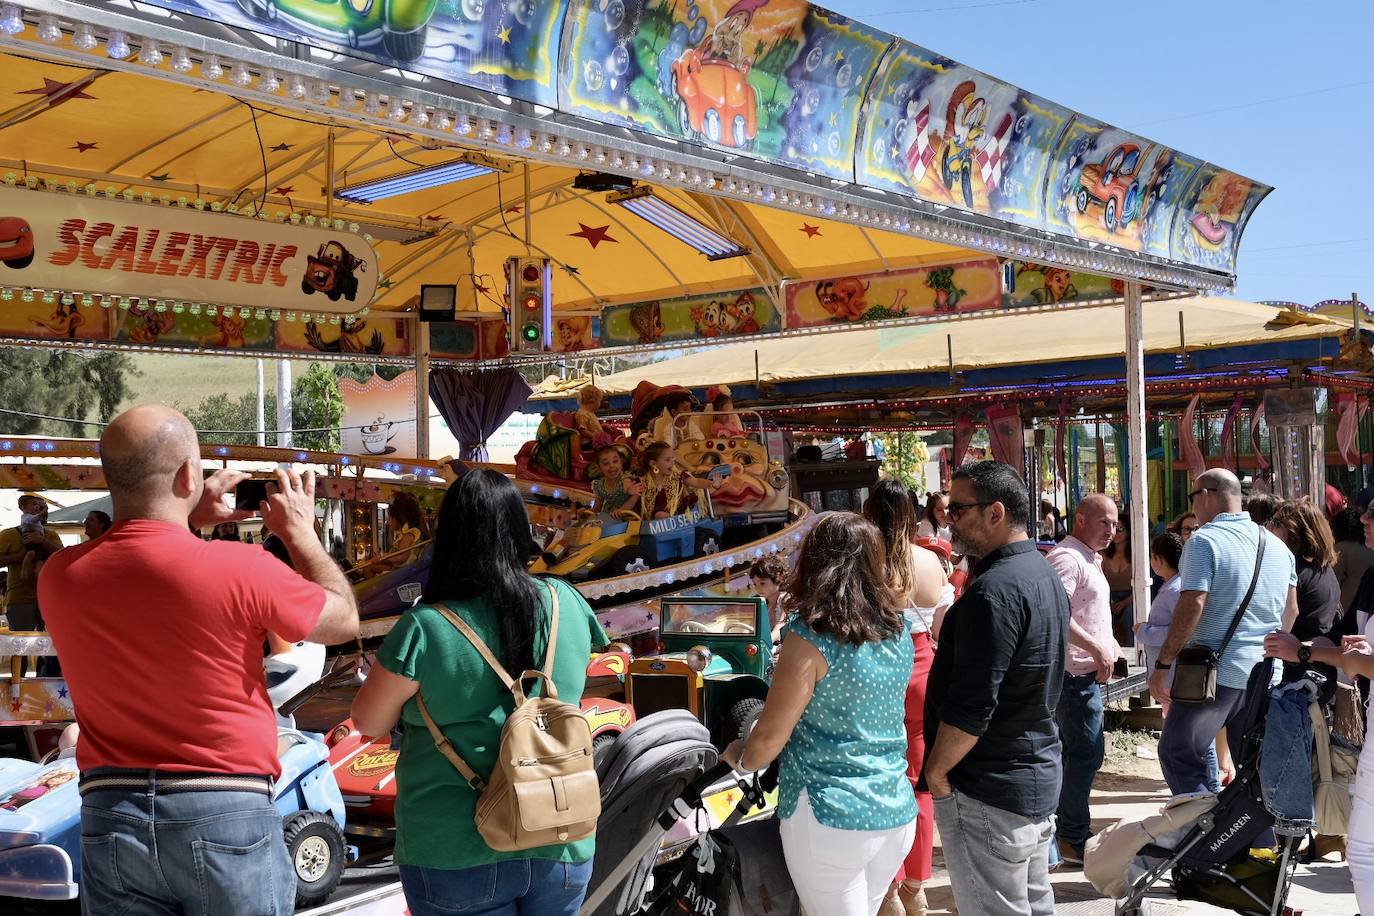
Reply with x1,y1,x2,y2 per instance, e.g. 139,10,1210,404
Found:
662,600,757,636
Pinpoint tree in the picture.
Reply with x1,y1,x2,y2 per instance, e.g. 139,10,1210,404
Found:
877,432,930,494
180,362,346,451
0,349,136,437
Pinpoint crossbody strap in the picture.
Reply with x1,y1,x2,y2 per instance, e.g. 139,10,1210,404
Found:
1217,529,1267,658
1310,701,1334,783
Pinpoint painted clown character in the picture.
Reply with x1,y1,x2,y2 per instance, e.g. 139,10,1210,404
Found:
1189,172,1253,250
939,81,988,209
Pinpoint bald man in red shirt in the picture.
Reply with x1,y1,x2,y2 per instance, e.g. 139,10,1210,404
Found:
40,405,358,915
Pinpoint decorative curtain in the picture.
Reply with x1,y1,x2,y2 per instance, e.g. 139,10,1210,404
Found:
952,413,978,471
1055,400,1069,498
985,405,1024,475
1336,392,1365,471
429,367,533,462
1219,394,1244,470
1250,399,1270,473
1179,393,1207,483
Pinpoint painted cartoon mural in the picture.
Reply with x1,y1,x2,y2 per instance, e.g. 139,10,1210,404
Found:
1002,262,1135,308
563,0,887,174
601,287,778,347
552,315,599,352
786,258,999,328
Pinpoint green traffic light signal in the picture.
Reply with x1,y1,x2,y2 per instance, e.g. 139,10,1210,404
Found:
521,322,540,342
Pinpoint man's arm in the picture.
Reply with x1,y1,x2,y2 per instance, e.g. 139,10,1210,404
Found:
1281,585,1299,632
0,530,44,566
1147,589,1207,703
924,724,979,797
261,468,358,644
1068,618,1113,682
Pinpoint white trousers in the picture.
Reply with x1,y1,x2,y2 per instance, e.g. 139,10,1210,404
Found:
1350,752,1374,915
779,790,916,916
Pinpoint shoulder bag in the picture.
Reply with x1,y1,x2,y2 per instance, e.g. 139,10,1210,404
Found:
1172,531,1266,706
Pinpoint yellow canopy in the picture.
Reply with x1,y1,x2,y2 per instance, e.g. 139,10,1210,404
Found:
0,51,973,315
573,298,1353,395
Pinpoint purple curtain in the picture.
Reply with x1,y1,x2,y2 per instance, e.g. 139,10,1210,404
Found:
429,367,532,461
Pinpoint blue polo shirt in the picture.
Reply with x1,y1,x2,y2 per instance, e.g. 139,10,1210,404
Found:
1178,512,1295,689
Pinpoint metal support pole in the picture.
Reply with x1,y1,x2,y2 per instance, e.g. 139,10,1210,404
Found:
255,358,266,447
275,359,292,449
1125,282,1150,628
415,320,431,460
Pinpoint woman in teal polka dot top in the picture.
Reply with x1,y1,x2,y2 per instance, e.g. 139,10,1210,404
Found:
724,512,918,916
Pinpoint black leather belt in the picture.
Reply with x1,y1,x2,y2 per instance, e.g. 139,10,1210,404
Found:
79,769,273,797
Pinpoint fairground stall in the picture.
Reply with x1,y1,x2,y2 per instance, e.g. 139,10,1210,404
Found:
0,0,1269,909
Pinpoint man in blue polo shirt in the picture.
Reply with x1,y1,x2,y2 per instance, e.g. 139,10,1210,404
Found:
1148,468,1297,795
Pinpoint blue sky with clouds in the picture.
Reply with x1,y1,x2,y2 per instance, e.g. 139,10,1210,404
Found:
841,0,1374,306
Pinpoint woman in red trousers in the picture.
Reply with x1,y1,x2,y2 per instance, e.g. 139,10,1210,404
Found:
864,481,952,916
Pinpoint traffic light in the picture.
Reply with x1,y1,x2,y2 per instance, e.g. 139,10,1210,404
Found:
506,256,552,353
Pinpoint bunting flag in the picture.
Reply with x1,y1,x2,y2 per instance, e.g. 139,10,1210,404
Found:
985,405,1024,475
1219,394,1244,469
1250,400,1270,472
952,413,978,470
1180,394,1207,483
1336,392,1362,471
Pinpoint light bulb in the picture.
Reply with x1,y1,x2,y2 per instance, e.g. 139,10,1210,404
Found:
170,46,193,73
106,29,130,58
286,74,306,99
230,63,253,87
362,92,381,115
311,81,331,105
413,108,430,127
0,4,23,35
514,128,532,149
36,14,61,43
203,54,224,80
260,69,280,93
138,41,163,66
454,114,472,135
434,110,452,131
387,97,407,121
72,23,97,50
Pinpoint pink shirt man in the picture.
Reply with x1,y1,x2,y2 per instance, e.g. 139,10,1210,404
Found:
1047,535,1116,677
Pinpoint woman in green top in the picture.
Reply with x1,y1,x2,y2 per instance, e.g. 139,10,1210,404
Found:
723,512,918,916
352,470,607,916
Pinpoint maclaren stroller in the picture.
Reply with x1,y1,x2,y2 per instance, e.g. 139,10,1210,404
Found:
581,709,798,916
1086,660,1315,916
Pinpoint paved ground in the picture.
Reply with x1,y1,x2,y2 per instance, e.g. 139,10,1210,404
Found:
921,734,1358,915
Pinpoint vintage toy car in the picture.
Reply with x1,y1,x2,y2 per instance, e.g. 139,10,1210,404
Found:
0,216,33,269
624,596,771,747
0,728,351,908
531,507,725,581
1076,143,1144,232
235,0,439,61
671,48,758,150
301,240,363,301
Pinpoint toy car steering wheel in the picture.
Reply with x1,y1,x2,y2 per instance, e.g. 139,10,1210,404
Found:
614,509,642,521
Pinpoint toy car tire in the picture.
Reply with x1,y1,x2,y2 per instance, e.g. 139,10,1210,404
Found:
3,253,33,269
725,697,764,744
382,25,427,61
1075,187,1090,213
301,279,316,296
283,810,347,908
592,731,619,765
1104,197,1118,231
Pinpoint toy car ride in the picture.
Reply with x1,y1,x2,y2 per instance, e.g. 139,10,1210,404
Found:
624,596,771,747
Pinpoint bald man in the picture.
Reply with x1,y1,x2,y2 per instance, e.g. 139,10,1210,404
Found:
1044,494,1121,867
39,405,358,916
1149,468,1298,799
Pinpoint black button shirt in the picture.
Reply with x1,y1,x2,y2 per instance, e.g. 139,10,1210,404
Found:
922,539,1069,820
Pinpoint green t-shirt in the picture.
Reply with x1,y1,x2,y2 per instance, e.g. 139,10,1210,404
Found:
376,577,608,869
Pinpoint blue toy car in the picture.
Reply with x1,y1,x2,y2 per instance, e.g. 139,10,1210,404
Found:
0,728,351,908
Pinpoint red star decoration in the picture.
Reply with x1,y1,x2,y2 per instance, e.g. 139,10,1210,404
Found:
19,78,96,105
799,223,822,238
505,204,523,215
570,223,617,248
473,279,491,294
274,186,295,196
70,140,98,153
270,143,293,152
424,214,446,222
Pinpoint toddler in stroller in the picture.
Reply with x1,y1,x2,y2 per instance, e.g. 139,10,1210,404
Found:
1085,660,1315,916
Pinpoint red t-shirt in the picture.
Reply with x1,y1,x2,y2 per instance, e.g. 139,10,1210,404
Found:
39,520,326,776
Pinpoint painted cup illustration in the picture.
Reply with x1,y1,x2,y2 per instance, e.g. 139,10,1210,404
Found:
360,416,396,454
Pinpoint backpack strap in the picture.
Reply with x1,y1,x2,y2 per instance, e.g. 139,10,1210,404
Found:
415,694,486,791
541,582,561,685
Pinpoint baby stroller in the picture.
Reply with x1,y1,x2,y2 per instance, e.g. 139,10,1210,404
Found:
1090,660,1308,916
582,709,797,916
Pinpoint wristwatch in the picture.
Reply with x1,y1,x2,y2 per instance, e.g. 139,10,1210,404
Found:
1154,659,1172,670
1297,645,1313,665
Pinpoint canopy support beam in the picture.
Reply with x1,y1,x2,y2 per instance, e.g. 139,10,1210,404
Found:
415,320,431,460
1125,281,1149,632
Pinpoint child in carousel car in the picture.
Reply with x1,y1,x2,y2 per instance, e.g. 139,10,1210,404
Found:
575,384,611,447
651,392,706,448
709,389,745,438
590,446,643,519
638,441,721,519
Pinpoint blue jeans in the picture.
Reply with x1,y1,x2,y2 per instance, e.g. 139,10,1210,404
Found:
80,781,294,916
399,859,593,915
1261,684,1316,835
1055,673,1105,849
933,789,1055,916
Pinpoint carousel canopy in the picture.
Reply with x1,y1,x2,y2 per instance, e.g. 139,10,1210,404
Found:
563,299,1357,403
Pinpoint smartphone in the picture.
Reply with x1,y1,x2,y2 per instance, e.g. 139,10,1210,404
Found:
234,478,271,512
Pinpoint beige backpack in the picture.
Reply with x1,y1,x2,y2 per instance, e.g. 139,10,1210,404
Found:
415,585,600,851
1310,701,1358,837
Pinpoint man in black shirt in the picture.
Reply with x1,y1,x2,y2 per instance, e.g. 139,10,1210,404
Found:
923,460,1069,916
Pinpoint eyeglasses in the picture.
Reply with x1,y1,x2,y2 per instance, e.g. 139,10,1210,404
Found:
946,500,994,521
1188,487,1216,503
1181,525,1199,534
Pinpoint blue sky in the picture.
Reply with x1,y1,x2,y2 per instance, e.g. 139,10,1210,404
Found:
842,0,1374,307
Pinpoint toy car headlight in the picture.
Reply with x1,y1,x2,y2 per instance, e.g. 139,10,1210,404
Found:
685,646,712,672
327,725,353,746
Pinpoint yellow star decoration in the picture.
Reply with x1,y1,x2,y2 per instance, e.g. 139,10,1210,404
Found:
497,24,512,44
835,50,844,62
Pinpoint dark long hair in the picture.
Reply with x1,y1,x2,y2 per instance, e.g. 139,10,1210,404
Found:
863,478,918,602
783,512,902,646
423,470,545,674
388,491,430,538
